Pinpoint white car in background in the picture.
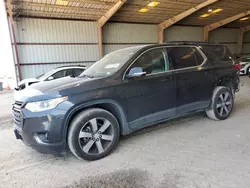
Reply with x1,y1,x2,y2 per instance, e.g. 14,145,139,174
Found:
15,65,86,90
239,56,250,75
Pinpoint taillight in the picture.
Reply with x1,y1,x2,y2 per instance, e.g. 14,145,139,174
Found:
234,64,241,70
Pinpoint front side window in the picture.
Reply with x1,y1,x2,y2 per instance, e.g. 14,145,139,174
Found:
167,47,204,70
127,48,169,76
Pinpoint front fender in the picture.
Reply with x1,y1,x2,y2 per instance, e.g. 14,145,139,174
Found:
62,99,131,142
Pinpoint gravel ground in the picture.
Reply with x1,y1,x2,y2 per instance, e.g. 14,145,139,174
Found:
0,77,249,188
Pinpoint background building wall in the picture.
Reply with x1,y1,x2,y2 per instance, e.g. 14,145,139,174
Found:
209,28,239,54
14,18,99,78
164,26,204,42
103,23,158,55
243,31,250,56
13,18,250,79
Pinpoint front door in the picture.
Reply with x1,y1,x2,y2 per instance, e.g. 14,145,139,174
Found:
121,47,176,130
167,46,217,115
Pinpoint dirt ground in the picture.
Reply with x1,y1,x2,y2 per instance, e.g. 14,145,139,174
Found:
0,76,249,188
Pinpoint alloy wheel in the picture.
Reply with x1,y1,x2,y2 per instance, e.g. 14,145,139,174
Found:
78,118,114,154
216,92,233,116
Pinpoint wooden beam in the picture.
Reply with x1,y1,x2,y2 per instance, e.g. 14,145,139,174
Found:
97,0,126,27
97,25,103,58
22,2,108,13
6,0,22,81
237,25,250,54
158,0,218,43
158,0,218,30
205,10,250,32
96,0,126,57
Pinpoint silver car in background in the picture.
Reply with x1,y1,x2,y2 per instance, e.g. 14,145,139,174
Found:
15,65,86,90
239,56,250,75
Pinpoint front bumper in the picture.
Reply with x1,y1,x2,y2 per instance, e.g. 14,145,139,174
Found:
13,104,68,155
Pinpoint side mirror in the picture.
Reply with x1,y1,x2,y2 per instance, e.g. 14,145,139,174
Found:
47,76,54,81
126,67,146,78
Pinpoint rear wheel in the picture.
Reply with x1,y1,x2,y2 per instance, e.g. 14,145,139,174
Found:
68,108,120,161
206,87,234,121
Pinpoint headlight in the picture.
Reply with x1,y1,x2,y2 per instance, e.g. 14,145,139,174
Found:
25,96,68,112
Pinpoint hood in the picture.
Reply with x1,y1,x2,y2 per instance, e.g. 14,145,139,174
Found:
18,78,40,86
14,76,93,103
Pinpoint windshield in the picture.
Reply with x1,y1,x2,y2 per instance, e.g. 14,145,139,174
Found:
80,46,144,78
38,69,57,81
35,73,44,79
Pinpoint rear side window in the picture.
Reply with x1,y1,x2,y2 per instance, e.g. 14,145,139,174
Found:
167,47,204,70
202,45,236,63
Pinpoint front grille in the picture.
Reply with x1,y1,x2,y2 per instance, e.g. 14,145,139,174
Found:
12,101,24,130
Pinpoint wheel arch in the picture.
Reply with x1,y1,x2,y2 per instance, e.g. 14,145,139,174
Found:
62,99,131,142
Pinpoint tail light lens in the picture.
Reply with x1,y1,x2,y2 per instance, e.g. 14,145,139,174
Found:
234,64,241,70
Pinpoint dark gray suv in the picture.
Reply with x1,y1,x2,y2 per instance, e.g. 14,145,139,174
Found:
13,42,240,161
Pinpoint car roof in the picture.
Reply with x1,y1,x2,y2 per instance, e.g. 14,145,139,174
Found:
114,41,227,55
53,66,86,70
146,41,225,48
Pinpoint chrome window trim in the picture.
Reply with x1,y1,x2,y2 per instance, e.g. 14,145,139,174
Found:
122,45,208,80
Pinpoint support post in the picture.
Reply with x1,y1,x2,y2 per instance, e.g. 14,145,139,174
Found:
204,26,209,41
97,25,103,58
6,0,22,80
237,28,244,55
159,27,164,44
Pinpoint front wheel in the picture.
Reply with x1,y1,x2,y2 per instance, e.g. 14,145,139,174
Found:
206,87,234,121
68,108,120,161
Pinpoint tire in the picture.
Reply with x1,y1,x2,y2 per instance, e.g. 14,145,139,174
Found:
68,108,120,161
206,86,234,121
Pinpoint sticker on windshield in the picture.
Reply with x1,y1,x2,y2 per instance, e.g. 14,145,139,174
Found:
105,64,120,69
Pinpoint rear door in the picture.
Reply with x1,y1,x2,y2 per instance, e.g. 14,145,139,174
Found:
167,46,217,115
201,45,238,90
